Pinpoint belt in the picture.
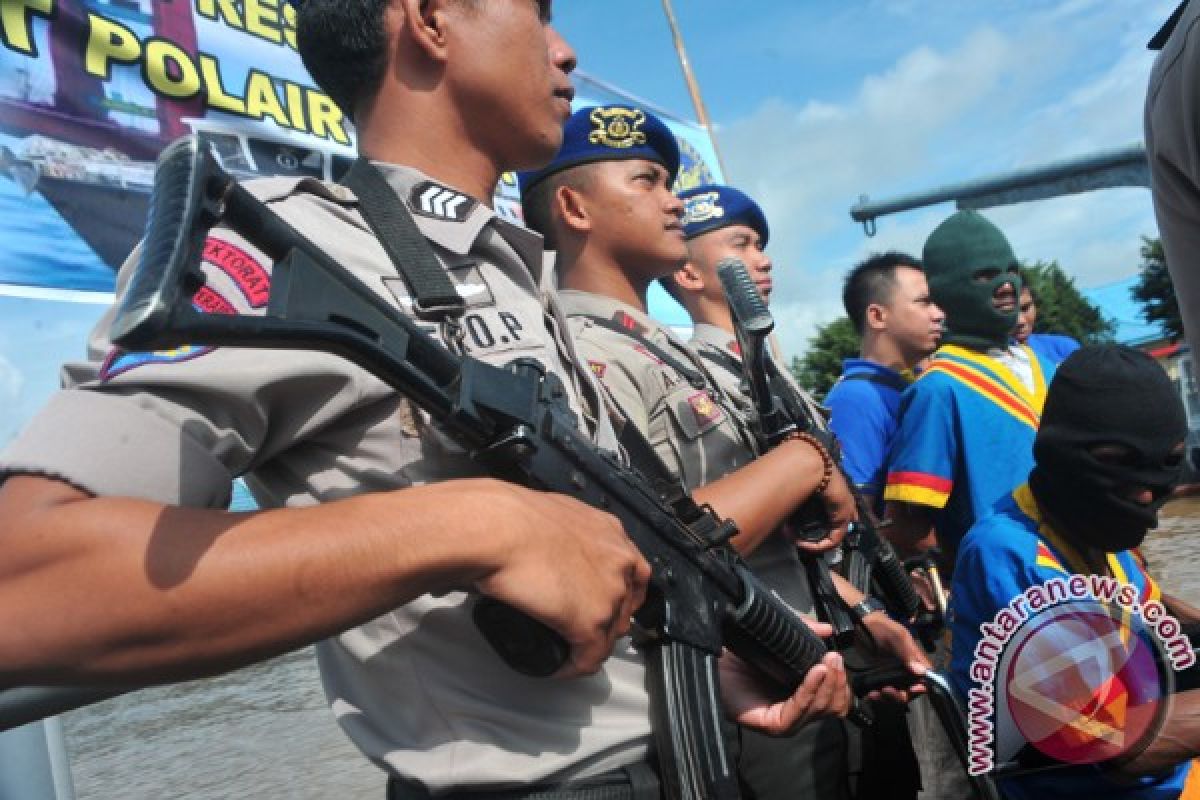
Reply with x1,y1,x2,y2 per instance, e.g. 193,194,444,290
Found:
387,764,661,800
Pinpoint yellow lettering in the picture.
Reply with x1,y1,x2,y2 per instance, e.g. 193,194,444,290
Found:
282,2,297,50
198,54,246,115
144,39,201,99
0,0,52,56
245,70,289,127
84,14,141,78
244,0,282,44
194,0,243,28
307,89,350,145
285,81,306,129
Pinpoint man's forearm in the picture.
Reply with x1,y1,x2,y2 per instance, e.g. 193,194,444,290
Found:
0,475,509,686
693,437,827,554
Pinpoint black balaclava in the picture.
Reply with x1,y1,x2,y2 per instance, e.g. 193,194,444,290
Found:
922,210,1022,350
1030,345,1187,553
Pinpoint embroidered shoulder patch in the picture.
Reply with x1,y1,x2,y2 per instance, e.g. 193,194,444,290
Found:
687,391,724,427
192,286,236,315
100,345,215,381
202,237,270,308
588,360,608,379
410,181,477,222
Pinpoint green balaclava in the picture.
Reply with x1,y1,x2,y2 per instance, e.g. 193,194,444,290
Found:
921,210,1022,350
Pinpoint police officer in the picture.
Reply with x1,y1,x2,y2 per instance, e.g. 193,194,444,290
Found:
522,111,928,799
1147,0,1200,374
663,183,927,800
0,2,831,797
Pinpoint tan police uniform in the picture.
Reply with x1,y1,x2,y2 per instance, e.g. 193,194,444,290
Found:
1146,0,1200,375
688,322,857,800
0,164,654,792
688,323,828,430
560,291,814,619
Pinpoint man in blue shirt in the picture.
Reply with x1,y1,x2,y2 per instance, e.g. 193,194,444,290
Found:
950,344,1200,799
1012,277,1080,365
825,252,944,512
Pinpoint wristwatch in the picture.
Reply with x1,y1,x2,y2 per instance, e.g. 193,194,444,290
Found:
851,596,887,622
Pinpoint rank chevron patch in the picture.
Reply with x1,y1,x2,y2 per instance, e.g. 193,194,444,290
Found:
410,181,477,221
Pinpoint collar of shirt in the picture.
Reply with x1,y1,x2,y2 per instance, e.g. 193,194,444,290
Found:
690,322,739,356
840,358,907,381
558,290,674,342
367,161,494,254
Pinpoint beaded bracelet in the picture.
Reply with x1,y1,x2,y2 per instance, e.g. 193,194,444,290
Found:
786,431,835,496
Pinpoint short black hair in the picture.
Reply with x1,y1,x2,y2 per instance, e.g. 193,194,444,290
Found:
842,251,923,334
296,0,390,121
1019,268,1039,306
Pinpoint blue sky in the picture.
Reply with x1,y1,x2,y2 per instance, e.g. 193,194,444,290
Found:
555,0,1174,354
0,1,1177,443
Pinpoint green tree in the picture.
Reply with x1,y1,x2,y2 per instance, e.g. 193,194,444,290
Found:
792,316,859,400
1022,260,1115,344
1130,237,1183,340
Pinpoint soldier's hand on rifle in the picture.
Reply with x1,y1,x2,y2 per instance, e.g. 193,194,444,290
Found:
718,622,851,735
792,468,856,556
857,610,930,705
468,481,651,678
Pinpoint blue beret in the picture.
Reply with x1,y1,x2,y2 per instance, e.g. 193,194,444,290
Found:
518,105,680,198
678,184,769,247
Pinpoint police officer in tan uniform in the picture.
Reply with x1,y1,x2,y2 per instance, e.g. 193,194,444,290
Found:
667,184,931,800
1146,1,1200,372
522,107,929,800
0,2,853,798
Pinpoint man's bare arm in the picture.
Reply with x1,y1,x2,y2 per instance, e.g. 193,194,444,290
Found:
692,438,856,556
881,500,938,558
0,475,649,687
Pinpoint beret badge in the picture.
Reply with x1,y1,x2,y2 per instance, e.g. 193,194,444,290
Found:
589,107,648,149
683,191,725,226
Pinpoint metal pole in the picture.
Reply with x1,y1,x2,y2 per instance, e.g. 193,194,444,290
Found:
660,0,730,180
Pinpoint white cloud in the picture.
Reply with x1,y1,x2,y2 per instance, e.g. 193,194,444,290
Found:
719,3,1167,360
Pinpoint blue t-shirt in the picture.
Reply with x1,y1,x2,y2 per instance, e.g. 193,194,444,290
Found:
1027,333,1081,365
950,487,1188,800
826,359,909,503
884,344,1056,556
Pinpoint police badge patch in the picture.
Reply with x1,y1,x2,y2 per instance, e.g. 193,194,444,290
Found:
687,391,724,427
589,107,648,149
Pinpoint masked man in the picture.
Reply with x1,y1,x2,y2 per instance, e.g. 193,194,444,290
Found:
949,345,1200,800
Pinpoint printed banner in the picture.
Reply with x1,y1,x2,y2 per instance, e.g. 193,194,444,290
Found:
0,2,723,297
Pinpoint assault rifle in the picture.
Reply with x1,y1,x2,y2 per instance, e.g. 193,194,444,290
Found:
716,260,924,646
104,137,905,799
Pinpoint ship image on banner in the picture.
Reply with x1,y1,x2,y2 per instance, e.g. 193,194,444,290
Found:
0,2,722,296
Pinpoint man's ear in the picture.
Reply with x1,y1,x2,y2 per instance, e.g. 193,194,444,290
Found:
556,183,592,235
865,302,888,332
673,261,706,292
396,0,451,64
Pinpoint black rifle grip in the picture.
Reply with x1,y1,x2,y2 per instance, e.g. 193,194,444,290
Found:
472,597,570,677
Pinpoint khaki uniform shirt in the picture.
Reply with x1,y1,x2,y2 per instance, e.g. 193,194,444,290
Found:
0,165,651,791
689,323,828,431
561,293,813,614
